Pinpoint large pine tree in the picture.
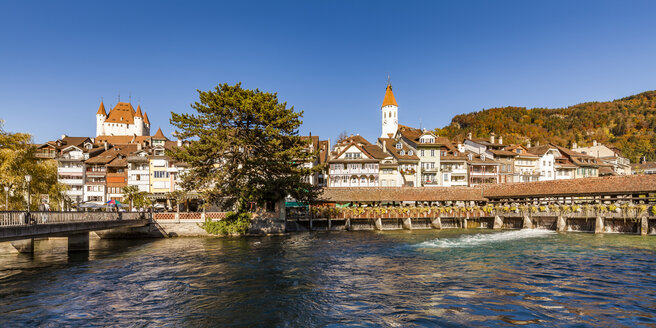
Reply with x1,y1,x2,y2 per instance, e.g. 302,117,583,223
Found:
169,83,320,212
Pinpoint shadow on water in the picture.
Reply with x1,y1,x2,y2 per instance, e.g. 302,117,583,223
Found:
0,230,655,327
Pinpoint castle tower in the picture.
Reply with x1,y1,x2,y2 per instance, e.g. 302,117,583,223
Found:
143,112,151,135
96,101,107,137
381,82,398,138
134,105,145,136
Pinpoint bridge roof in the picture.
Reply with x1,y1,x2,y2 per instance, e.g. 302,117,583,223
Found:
318,187,485,203
483,174,656,199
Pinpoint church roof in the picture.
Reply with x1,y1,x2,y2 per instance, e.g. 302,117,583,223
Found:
105,102,137,124
135,105,143,118
381,84,398,107
96,101,107,116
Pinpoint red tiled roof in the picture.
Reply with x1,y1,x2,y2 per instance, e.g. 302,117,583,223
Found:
153,128,167,139
105,102,136,124
319,187,485,202
96,101,106,116
484,175,656,198
378,138,420,160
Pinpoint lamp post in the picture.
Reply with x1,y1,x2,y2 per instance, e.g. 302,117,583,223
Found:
25,175,32,223
3,186,8,211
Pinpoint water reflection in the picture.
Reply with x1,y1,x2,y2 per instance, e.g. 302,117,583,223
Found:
0,231,655,327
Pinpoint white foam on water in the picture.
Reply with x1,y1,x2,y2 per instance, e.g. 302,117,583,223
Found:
415,229,556,249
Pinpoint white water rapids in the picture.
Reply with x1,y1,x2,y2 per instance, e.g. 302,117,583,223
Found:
416,229,556,248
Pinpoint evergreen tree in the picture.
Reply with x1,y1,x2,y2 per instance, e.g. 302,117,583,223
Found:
169,83,320,212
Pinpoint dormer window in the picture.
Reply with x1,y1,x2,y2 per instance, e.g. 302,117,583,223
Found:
395,143,402,149
408,150,413,156
399,150,405,155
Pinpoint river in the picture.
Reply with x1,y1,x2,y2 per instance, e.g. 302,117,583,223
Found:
1,230,655,327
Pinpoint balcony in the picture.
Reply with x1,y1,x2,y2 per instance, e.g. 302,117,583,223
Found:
59,178,84,185
58,167,84,174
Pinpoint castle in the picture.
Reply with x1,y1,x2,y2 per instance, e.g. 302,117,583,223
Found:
95,101,151,137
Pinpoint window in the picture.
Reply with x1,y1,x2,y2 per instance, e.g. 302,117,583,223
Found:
396,143,402,149
154,171,169,178
431,150,435,157
399,150,405,155
420,150,425,156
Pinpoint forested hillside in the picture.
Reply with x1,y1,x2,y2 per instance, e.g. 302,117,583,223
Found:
435,91,656,163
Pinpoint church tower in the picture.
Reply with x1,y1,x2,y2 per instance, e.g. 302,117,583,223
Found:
381,82,398,138
96,101,107,137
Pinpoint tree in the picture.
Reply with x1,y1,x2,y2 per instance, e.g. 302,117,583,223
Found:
169,83,320,213
122,186,139,210
0,120,67,210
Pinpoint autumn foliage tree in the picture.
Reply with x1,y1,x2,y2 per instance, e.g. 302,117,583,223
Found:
169,83,320,213
0,120,67,210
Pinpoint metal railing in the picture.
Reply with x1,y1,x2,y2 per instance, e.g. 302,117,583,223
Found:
0,211,150,227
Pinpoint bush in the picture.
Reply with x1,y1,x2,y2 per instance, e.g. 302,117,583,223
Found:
202,211,251,236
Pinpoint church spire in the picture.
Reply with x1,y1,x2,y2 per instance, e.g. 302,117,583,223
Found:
135,105,143,118
381,83,398,108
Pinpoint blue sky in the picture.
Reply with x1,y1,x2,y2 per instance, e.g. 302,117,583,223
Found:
1,1,656,143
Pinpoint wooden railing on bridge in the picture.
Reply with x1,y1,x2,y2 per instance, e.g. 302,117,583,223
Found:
0,211,150,227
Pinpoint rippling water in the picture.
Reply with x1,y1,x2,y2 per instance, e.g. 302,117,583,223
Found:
1,230,656,327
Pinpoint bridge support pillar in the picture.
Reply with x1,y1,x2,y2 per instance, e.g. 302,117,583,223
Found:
328,218,332,231
402,218,412,230
431,217,442,230
68,232,90,252
11,239,34,254
493,215,503,229
557,215,567,232
522,215,533,229
641,216,648,236
595,216,604,234
375,218,383,231
345,218,351,231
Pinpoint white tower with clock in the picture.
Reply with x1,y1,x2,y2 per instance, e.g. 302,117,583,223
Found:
381,82,398,138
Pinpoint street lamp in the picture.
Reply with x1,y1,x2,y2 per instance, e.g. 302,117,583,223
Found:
3,186,8,211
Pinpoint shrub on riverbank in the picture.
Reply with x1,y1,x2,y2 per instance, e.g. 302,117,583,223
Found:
202,212,251,236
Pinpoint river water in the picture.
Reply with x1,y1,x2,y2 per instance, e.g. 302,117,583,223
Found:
1,230,655,327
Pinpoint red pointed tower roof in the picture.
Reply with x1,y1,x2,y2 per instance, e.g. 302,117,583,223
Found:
143,112,150,125
381,84,398,107
135,105,143,118
153,127,166,139
96,101,107,116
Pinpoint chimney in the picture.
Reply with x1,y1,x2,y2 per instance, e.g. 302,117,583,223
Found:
382,140,387,153
468,132,472,140
593,140,597,146
527,140,532,148
61,134,67,140
177,139,182,147
137,143,142,151
490,133,495,144
498,136,503,145
536,140,540,146
103,141,108,150
572,142,578,149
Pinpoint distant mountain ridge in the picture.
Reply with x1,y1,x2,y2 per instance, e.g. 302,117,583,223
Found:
435,90,656,163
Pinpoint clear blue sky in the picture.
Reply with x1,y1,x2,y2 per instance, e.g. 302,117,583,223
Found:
2,1,656,144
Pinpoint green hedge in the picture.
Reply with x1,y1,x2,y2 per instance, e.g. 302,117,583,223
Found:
202,211,251,236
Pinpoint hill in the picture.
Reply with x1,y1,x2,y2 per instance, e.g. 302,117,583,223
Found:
435,90,656,163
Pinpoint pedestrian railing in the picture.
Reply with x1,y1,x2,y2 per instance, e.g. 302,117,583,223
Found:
0,211,151,227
